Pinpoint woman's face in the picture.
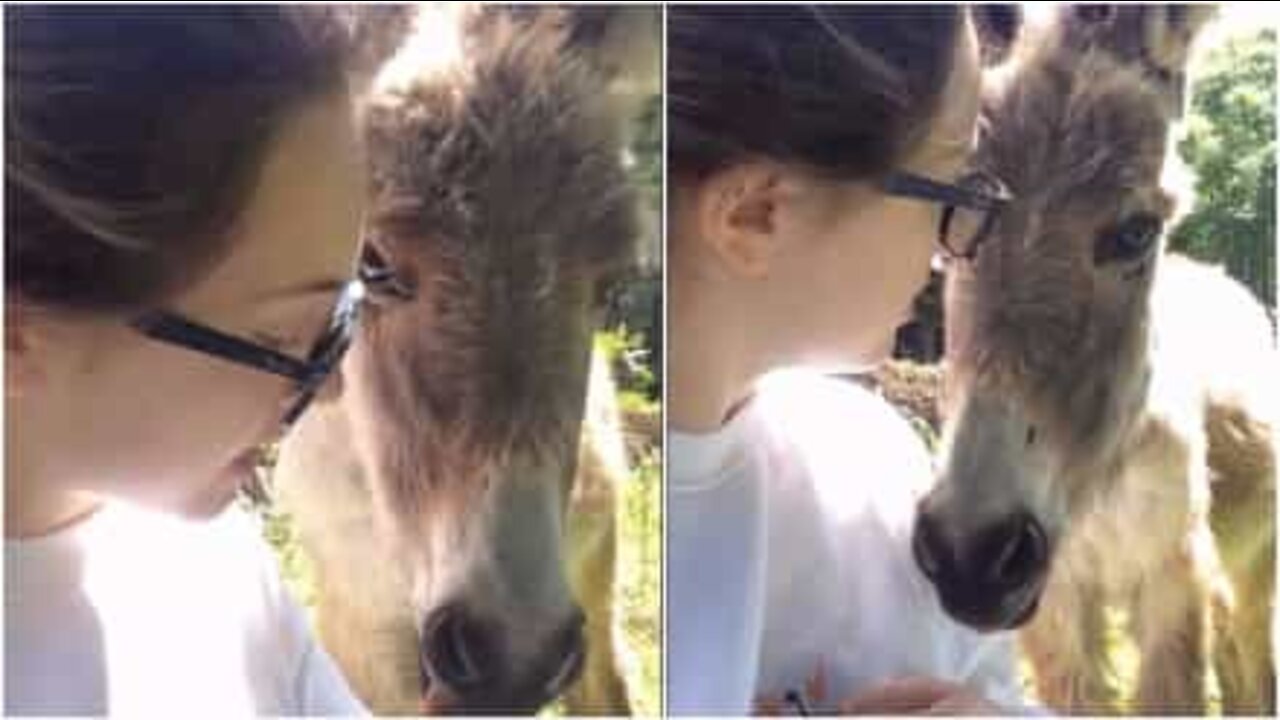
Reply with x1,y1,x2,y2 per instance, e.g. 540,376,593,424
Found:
16,94,366,520
772,18,981,367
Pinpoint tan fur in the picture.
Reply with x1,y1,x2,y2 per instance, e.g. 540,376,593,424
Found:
928,5,1274,715
563,349,633,714
272,4,655,714
276,348,634,715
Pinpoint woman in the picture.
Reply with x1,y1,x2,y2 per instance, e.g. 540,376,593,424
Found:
667,5,1028,714
6,7,368,714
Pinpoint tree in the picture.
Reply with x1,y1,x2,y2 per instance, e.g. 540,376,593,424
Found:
604,93,662,399
1169,29,1276,311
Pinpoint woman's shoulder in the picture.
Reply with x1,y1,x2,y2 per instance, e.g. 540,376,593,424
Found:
5,499,340,715
751,368,935,492
755,368,926,431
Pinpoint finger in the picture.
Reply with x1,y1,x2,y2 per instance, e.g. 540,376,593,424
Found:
754,697,785,715
837,677,965,715
926,690,1001,716
807,657,828,704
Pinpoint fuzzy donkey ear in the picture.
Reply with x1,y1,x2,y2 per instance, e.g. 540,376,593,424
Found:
559,6,661,120
1057,4,1218,119
971,5,1024,68
1061,4,1216,66
340,5,421,98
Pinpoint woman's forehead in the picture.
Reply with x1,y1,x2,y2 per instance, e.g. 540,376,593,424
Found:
175,96,365,318
912,17,982,174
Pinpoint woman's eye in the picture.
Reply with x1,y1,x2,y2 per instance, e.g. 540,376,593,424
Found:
249,331,299,355
1094,213,1162,265
359,243,416,300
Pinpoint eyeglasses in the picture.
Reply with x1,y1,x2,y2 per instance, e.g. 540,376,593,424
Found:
131,279,367,429
881,170,1012,262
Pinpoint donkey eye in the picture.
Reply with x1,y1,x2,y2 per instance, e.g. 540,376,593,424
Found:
359,243,416,301
1094,213,1162,265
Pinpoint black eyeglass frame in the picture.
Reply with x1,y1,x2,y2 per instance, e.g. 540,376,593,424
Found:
881,170,1012,261
130,278,367,428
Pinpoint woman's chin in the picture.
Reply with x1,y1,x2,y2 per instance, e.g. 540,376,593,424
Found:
835,333,895,371
181,456,257,519
189,484,242,519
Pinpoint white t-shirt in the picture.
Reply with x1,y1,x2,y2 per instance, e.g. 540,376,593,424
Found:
668,370,1030,715
5,501,367,717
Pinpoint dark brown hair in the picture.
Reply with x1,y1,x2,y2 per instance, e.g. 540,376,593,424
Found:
668,5,962,181
6,6,352,314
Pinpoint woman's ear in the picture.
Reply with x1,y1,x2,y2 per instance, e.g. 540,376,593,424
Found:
6,300,49,399
691,162,789,279
5,300,103,402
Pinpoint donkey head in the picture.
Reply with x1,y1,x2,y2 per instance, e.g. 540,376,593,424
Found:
913,4,1215,631
285,5,649,711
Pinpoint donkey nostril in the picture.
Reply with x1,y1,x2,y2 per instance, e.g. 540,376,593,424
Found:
912,513,945,581
545,635,585,698
545,611,587,697
422,606,490,689
988,514,1048,590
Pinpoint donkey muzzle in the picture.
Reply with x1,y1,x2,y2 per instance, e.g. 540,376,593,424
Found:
912,507,1050,631
418,603,587,713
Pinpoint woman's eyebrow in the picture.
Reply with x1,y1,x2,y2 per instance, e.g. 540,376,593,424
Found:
254,277,348,304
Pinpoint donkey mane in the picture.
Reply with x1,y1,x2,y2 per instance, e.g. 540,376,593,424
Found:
358,6,638,504
367,8,636,268
950,23,1175,465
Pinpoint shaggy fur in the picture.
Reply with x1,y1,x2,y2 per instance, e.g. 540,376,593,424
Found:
922,5,1274,714
273,5,654,714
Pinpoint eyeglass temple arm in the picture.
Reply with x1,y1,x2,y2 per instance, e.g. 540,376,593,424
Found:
883,172,1009,210
131,312,313,382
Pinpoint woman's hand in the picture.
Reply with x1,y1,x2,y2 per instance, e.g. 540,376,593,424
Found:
753,660,1005,716
753,658,830,715
838,676,1005,715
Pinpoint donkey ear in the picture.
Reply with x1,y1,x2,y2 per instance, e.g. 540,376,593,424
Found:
342,5,421,97
1060,4,1216,69
1141,5,1218,119
560,6,660,111
1057,4,1122,49
1057,4,1217,119
1136,5,1218,74
971,5,1024,67
1073,4,1119,27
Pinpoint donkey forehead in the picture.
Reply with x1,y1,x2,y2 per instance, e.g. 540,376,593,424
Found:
980,51,1169,213
948,54,1172,389
365,28,636,272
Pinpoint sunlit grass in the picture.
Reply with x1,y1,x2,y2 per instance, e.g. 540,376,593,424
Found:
616,446,662,716
258,501,318,626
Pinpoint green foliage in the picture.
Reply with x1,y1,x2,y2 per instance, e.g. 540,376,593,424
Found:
597,327,659,409
628,93,662,212
617,447,662,717
541,444,661,719
1170,29,1276,310
256,501,318,624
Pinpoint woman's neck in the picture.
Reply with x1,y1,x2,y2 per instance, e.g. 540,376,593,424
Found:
668,277,765,434
5,486,103,540
5,428,103,539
